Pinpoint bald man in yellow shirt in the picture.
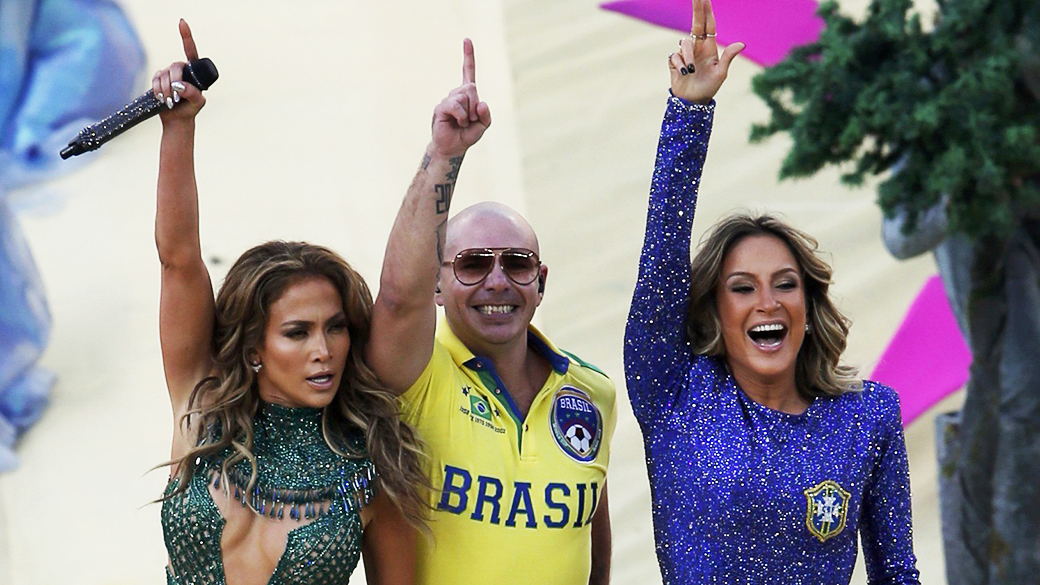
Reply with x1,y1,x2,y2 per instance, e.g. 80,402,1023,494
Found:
367,40,615,585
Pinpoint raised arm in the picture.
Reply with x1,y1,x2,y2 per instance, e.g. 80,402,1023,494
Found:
624,0,743,424
368,39,491,393
154,20,216,411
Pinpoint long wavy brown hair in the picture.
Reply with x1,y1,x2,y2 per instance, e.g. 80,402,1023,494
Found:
686,214,860,400
165,241,428,527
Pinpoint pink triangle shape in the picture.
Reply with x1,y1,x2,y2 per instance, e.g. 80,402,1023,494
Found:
600,0,825,67
870,275,972,426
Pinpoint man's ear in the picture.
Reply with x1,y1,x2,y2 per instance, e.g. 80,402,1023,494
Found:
434,277,444,306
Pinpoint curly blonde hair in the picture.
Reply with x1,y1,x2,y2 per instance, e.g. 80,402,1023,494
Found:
686,214,860,400
166,241,428,527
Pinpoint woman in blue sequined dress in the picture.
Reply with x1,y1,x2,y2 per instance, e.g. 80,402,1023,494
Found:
624,1,921,583
152,22,426,584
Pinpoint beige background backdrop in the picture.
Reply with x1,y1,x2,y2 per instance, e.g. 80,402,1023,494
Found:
0,0,953,583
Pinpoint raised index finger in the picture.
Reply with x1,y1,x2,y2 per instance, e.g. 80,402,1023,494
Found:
691,0,704,37
462,38,476,85
179,19,200,62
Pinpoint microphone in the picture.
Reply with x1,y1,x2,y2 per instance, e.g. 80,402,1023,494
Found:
60,58,219,159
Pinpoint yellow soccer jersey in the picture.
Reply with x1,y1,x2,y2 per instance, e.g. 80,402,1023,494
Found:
401,318,617,585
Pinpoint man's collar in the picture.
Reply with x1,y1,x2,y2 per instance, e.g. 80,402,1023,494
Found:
436,316,570,375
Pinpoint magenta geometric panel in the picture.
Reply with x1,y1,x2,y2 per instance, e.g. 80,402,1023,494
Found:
600,0,824,67
870,275,972,426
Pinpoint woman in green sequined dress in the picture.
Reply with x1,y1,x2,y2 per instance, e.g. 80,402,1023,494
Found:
153,21,427,584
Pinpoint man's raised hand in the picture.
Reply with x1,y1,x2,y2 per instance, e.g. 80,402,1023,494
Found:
430,39,492,157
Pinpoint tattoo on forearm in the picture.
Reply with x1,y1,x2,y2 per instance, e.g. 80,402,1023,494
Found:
434,156,464,215
420,152,432,171
435,219,447,264
445,156,463,182
435,183,453,214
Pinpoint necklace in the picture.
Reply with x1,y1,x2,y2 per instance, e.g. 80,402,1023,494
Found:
203,402,375,521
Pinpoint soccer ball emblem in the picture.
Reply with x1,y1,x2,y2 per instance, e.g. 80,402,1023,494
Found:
565,424,592,455
551,387,602,462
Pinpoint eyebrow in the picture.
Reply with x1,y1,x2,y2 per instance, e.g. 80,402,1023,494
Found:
725,267,800,280
278,313,346,329
279,320,313,329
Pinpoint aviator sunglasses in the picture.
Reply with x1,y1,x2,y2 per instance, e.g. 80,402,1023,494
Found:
442,248,541,286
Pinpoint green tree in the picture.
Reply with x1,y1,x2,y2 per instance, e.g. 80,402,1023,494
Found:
751,0,1040,237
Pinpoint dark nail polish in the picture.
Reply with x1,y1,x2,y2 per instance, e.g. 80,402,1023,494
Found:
680,67,688,75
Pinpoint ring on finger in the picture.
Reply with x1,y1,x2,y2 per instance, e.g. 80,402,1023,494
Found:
705,33,717,38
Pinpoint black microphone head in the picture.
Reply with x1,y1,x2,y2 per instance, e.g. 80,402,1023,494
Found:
184,58,219,90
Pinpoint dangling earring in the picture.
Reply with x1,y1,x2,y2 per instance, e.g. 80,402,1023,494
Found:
805,323,812,334
250,361,262,373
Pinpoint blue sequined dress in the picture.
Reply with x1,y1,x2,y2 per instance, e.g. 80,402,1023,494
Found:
624,96,921,584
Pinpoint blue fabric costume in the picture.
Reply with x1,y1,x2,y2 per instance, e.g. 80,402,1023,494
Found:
0,0,143,471
624,96,920,584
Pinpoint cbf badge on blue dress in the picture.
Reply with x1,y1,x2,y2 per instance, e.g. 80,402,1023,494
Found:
550,386,603,463
804,480,851,542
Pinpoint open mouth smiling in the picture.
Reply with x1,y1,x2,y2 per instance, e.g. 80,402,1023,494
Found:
747,322,788,349
476,304,517,315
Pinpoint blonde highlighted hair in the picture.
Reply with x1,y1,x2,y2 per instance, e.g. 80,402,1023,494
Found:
686,214,860,400
166,241,428,527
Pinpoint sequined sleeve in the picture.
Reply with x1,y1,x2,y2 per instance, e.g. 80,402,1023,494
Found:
624,95,714,426
860,382,922,584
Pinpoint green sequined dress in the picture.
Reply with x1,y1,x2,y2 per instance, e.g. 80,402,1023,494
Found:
161,403,376,585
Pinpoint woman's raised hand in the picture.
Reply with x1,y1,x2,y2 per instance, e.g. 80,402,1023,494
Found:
430,39,492,158
154,19,207,123
669,0,744,105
